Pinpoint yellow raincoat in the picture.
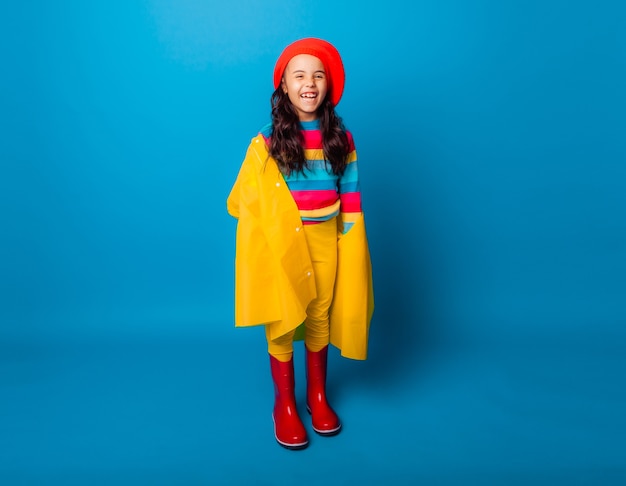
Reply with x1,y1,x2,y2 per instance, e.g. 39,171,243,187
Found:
227,135,374,360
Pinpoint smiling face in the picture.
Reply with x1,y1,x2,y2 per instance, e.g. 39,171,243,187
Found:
281,54,328,122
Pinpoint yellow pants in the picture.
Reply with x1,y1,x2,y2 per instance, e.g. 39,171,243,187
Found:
266,217,338,361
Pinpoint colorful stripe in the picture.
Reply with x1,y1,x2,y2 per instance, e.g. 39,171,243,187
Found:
259,119,362,233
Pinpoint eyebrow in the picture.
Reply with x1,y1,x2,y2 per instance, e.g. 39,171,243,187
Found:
291,69,326,74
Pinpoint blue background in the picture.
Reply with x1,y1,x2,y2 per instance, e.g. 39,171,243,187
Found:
2,1,625,484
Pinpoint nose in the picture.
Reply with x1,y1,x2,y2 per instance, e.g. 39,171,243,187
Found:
305,76,316,87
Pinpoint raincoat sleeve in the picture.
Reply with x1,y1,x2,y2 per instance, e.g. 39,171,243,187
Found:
330,213,374,360
227,141,281,327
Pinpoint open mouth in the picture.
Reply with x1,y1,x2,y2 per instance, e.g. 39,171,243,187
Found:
301,92,317,99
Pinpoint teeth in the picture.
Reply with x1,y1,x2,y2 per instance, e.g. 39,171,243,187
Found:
301,93,316,98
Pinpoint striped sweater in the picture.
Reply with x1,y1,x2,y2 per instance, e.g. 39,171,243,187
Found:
260,119,362,233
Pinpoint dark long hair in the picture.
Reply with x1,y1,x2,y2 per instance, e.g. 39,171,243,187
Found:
268,88,349,176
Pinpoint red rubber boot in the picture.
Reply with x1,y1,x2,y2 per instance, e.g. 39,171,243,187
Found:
269,355,308,450
306,345,342,435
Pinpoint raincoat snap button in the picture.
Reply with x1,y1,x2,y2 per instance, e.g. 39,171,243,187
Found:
295,227,301,232
276,182,280,187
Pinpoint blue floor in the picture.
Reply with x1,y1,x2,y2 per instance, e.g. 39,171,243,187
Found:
1,326,624,485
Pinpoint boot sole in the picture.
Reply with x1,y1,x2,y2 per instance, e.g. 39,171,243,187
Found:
312,423,342,436
275,438,309,450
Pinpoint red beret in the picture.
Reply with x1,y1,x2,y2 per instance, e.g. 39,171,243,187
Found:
273,38,345,107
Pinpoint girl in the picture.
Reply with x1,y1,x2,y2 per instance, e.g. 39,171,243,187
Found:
227,38,374,450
